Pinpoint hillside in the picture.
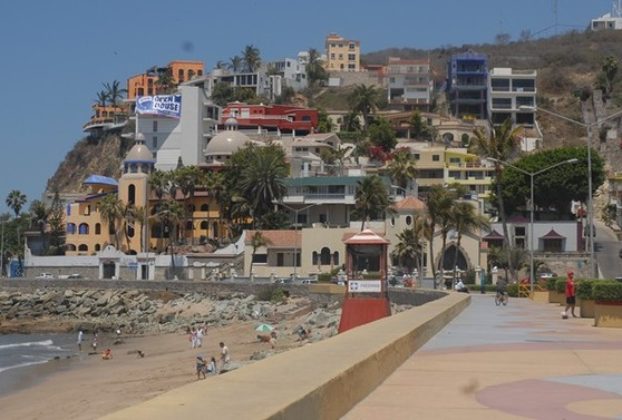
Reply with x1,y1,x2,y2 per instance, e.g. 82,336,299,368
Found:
46,133,132,194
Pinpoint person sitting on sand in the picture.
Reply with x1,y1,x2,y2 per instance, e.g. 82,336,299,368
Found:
207,357,217,375
102,349,112,360
296,326,310,341
136,350,145,358
196,356,207,380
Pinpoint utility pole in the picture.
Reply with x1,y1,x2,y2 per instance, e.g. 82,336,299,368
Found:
0,219,4,277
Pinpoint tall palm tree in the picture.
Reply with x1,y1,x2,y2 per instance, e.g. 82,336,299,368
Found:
121,203,138,253
29,200,49,253
249,231,272,276
229,55,243,72
349,84,381,130
155,199,184,278
393,215,427,276
103,80,127,107
241,44,261,72
352,175,393,231
450,201,489,283
425,185,453,282
175,165,203,245
99,194,123,250
203,171,226,241
387,148,417,192
95,90,109,108
306,48,327,87
149,169,171,251
155,68,176,93
471,118,521,279
6,190,26,218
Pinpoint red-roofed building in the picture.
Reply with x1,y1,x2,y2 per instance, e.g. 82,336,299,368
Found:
220,103,318,134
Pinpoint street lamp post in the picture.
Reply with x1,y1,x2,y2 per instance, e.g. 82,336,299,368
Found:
279,203,319,278
521,105,622,278
488,158,578,293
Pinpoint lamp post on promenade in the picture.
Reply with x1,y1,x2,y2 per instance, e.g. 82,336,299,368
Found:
488,158,578,293
279,203,319,278
521,105,622,278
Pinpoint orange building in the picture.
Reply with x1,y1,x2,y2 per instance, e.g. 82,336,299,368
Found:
127,60,204,99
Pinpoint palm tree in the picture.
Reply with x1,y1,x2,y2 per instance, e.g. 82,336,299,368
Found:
121,203,138,253
306,48,327,87
229,55,243,73
149,169,171,251
349,84,381,130
154,199,184,278
242,44,261,72
249,231,272,276
393,215,427,276
425,185,453,282
352,175,393,231
95,90,109,108
6,190,26,218
29,200,49,253
471,118,521,279
155,67,176,93
175,166,203,245
103,80,127,107
99,194,123,250
387,148,417,192
450,201,489,283
203,171,226,242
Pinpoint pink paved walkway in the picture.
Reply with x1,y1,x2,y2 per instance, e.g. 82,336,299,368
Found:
343,294,622,419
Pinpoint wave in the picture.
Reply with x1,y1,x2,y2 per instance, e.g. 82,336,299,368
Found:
0,360,49,374
0,339,55,351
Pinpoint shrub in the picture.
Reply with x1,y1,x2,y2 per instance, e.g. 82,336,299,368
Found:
593,281,622,303
318,272,332,283
576,280,596,300
546,277,558,291
555,278,567,293
270,287,287,304
507,283,519,297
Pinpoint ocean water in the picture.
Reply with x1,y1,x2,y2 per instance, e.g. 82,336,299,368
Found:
0,333,77,396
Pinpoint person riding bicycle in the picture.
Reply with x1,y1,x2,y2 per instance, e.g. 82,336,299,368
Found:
496,277,508,304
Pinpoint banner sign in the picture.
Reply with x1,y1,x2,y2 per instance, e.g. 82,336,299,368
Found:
136,95,182,118
348,280,382,293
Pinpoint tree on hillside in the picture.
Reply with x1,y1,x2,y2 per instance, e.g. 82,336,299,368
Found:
229,55,243,72
211,82,234,107
342,110,362,132
242,44,261,72
597,55,619,100
495,146,605,216
471,118,521,280
95,90,109,107
29,200,49,253
349,84,381,130
6,190,26,218
409,111,433,140
47,191,65,255
352,175,393,231
103,80,127,106
317,109,333,133
368,117,396,152
306,48,328,87
387,147,417,191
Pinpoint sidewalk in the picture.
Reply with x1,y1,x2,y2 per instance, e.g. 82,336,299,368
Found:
344,294,622,419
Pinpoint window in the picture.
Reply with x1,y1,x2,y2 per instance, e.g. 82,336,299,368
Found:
188,69,195,79
178,68,184,81
127,225,135,238
277,253,284,267
320,247,331,265
84,205,90,216
128,184,136,205
333,251,339,265
95,223,101,235
349,43,355,49
78,223,89,235
66,223,76,234
152,120,158,132
414,154,420,160
432,154,440,161
152,136,157,149
252,254,268,264
94,244,101,252
406,216,412,226
330,53,335,59
78,244,88,252
200,204,209,211
200,221,208,230
515,226,526,236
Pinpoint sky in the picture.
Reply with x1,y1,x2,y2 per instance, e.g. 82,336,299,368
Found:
0,0,615,213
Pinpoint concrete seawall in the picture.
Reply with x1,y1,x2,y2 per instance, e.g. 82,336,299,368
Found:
101,292,469,420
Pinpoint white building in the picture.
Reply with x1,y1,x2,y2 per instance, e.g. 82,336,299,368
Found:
271,53,309,91
387,57,432,109
591,1,622,30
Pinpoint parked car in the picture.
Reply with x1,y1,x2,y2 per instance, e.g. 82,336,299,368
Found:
35,273,54,279
539,272,558,280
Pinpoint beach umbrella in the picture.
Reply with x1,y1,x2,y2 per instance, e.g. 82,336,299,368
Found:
255,323,274,332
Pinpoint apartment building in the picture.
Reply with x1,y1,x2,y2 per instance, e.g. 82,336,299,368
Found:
220,103,318,135
271,52,309,91
387,57,432,109
127,60,204,100
325,33,360,72
488,68,537,126
447,52,488,119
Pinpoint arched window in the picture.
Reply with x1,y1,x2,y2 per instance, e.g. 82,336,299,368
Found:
94,244,101,252
178,68,184,81
127,225,135,238
95,223,101,235
66,223,76,234
128,184,136,205
405,216,412,226
312,251,319,265
66,244,77,251
200,221,209,230
78,223,89,235
320,247,331,265
188,69,195,79
186,221,193,230
332,251,339,266
200,203,209,211
78,244,88,252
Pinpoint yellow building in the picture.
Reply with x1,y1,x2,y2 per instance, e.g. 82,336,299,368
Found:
65,137,225,256
325,33,360,72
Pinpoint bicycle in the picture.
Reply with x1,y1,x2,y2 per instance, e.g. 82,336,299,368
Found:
495,291,508,306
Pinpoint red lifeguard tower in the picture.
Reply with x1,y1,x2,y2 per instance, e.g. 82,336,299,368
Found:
338,229,392,333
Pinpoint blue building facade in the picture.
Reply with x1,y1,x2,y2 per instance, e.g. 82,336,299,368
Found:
447,52,488,119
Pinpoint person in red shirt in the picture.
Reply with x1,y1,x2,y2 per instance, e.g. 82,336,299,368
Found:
563,271,577,318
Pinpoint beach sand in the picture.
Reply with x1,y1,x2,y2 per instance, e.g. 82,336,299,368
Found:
0,320,306,420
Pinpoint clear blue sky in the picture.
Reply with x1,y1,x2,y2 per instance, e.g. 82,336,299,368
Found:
0,0,613,213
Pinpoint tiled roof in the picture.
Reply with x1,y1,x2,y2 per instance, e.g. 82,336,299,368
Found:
394,196,426,211
343,229,390,245
540,229,566,239
245,230,301,248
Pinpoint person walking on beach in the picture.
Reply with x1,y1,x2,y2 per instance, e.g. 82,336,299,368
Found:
219,342,230,370
92,332,98,352
77,330,84,352
563,271,577,318
190,327,197,349
196,355,207,380
196,327,204,348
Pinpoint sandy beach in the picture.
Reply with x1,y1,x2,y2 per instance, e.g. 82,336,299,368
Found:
0,320,308,420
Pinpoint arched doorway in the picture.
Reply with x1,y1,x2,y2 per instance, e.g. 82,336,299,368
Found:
440,244,468,271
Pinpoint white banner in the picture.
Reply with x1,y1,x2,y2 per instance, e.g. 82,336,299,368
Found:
348,280,382,293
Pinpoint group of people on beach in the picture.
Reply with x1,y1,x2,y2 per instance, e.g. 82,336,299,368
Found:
188,326,205,349
196,342,230,380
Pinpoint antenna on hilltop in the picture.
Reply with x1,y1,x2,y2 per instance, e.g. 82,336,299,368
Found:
614,0,622,18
